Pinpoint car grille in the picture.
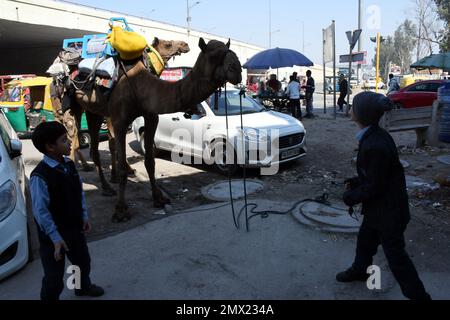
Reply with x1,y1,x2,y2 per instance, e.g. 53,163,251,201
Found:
278,133,304,149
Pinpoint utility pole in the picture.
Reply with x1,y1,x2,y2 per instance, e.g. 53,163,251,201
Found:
371,34,385,93
302,20,305,53
269,0,272,48
346,29,362,116
357,0,364,85
187,0,200,37
376,32,381,93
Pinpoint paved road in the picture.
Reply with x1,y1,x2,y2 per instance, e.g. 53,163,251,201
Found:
2,199,449,300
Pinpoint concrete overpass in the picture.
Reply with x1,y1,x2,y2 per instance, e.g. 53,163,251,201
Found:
0,0,264,75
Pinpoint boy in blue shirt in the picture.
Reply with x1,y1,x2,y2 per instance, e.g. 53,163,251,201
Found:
30,121,104,300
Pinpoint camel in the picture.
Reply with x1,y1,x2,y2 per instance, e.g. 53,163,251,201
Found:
51,37,190,190
81,38,242,222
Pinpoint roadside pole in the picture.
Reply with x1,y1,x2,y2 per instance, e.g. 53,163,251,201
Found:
345,29,362,116
376,32,381,93
333,20,337,119
323,28,327,114
346,46,353,116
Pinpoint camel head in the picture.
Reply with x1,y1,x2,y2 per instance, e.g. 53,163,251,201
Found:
197,38,242,86
152,37,190,64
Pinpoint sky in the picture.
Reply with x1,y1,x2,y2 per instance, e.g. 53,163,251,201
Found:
63,0,431,65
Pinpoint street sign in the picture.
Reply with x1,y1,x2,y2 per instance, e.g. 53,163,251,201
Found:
347,29,362,50
339,52,366,64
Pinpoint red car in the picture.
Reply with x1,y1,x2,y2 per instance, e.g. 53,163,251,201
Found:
388,80,446,109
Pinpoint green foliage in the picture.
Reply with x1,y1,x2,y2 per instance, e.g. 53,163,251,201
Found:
434,0,450,51
372,20,417,78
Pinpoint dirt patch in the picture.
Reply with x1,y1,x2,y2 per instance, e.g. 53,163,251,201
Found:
81,114,450,268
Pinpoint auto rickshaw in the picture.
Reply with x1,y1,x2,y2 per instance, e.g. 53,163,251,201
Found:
0,77,105,147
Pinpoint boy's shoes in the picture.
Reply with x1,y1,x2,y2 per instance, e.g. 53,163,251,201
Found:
336,267,369,283
75,284,105,297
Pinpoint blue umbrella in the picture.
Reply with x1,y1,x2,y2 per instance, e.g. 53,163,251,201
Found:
243,47,314,69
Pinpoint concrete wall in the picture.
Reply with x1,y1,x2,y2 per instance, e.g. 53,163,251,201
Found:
0,0,263,77
0,0,333,85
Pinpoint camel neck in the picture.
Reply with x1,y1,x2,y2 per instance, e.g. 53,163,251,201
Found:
177,69,222,108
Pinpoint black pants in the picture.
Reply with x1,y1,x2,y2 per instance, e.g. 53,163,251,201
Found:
337,94,347,110
352,221,430,300
39,228,92,301
289,99,301,119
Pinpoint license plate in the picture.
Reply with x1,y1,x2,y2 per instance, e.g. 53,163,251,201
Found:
281,148,301,160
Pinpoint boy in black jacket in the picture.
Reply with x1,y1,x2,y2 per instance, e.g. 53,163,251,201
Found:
30,122,104,300
337,92,431,300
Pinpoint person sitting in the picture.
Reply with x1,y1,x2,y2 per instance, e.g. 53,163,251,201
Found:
266,74,282,94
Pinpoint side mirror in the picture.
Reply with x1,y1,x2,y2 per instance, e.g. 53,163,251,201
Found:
9,139,22,159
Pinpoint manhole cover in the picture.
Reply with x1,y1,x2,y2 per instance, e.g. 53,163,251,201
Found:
437,155,450,165
292,201,361,234
202,180,265,202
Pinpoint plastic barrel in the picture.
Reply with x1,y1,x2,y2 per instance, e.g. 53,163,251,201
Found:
438,81,450,143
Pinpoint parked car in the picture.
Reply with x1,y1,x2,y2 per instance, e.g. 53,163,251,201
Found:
363,77,385,89
132,90,307,175
0,109,31,281
387,80,446,109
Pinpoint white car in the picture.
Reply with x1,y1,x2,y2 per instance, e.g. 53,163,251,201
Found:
132,90,306,175
364,78,385,89
0,109,31,281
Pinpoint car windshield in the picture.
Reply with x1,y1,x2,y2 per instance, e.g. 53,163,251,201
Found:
206,92,265,116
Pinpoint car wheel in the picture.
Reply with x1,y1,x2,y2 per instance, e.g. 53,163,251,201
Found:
395,103,403,109
79,132,91,149
211,140,239,176
139,131,159,157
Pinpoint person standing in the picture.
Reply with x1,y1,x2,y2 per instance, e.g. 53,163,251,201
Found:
285,76,302,119
303,70,315,118
338,74,348,112
337,91,431,301
30,122,104,300
387,74,400,95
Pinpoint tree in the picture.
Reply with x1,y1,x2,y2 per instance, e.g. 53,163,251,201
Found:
434,0,450,51
393,20,417,74
413,0,440,59
373,20,417,78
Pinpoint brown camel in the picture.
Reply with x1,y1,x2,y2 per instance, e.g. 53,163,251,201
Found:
82,38,242,222
52,38,190,193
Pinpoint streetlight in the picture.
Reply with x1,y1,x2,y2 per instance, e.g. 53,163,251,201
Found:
186,0,200,37
370,33,385,93
270,29,280,48
296,19,305,53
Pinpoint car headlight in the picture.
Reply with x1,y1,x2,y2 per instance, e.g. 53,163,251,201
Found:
0,180,17,222
238,128,270,142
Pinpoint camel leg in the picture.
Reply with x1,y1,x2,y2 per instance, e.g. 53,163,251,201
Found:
71,108,94,172
108,118,136,184
85,111,116,197
112,125,131,223
144,114,171,208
